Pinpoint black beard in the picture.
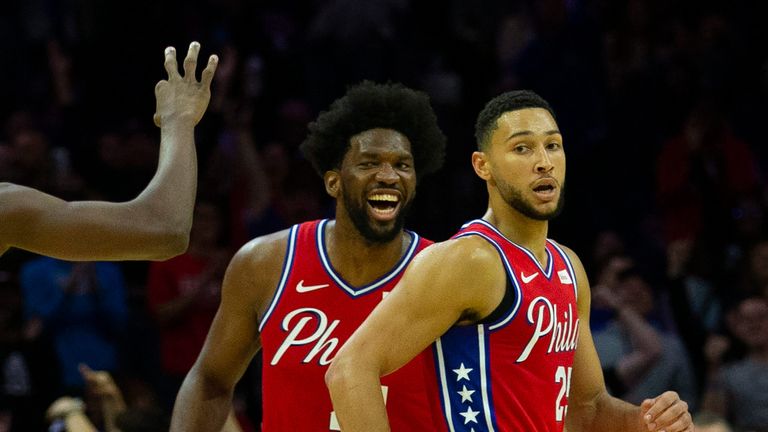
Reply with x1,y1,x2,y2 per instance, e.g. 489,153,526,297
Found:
342,190,413,243
497,178,565,221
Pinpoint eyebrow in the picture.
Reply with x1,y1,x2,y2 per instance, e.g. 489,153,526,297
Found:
507,129,561,140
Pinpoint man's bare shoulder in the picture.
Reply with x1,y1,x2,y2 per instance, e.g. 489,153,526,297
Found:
547,240,586,271
408,235,505,292
420,235,503,271
224,228,293,312
231,228,293,274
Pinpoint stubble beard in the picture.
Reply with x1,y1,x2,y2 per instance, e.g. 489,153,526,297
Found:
496,177,565,221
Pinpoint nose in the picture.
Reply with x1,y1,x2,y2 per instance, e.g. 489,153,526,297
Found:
534,147,554,174
375,163,399,184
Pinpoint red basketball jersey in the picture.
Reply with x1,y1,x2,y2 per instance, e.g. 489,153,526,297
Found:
427,219,579,432
259,219,436,431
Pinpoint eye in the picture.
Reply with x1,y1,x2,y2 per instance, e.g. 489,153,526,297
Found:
546,142,562,151
396,162,411,170
359,161,377,168
513,145,530,154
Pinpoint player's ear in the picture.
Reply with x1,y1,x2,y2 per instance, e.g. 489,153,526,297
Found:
472,151,492,181
324,170,341,198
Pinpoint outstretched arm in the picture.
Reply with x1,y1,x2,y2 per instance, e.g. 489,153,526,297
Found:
562,246,693,432
0,42,217,261
326,238,505,431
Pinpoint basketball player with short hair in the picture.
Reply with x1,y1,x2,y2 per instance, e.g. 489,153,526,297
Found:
169,81,447,431
327,90,694,432
0,41,217,261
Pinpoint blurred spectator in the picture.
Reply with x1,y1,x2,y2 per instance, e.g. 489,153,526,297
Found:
593,265,697,408
146,201,229,409
693,411,733,432
20,259,127,395
46,365,246,432
656,99,762,244
703,296,768,432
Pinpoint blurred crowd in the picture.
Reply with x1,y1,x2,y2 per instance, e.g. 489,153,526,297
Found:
1,0,768,431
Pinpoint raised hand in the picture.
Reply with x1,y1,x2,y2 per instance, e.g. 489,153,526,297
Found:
154,41,218,128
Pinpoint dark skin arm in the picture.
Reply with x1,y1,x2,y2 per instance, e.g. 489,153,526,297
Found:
169,230,286,432
562,245,693,432
0,42,217,261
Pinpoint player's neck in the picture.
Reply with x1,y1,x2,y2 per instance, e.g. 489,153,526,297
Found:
324,219,410,286
482,205,549,261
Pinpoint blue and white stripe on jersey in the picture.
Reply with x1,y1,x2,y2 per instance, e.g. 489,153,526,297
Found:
434,324,498,432
316,219,420,297
258,224,300,332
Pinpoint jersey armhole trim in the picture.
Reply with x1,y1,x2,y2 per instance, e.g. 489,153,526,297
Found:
453,231,522,331
546,240,578,301
258,224,299,332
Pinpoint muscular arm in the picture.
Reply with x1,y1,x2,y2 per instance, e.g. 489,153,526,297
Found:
326,238,505,432
170,231,286,432
0,42,217,261
563,246,692,432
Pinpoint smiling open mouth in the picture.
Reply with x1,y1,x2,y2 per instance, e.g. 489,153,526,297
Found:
367,193,400,218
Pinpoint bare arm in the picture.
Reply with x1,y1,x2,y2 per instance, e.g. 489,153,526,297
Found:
0,42,217,261
170,232,286,432
326,238,505,431
563,247,693,432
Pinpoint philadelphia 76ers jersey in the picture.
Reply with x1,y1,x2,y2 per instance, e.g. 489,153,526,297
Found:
258,219,436,431
428,219,579,432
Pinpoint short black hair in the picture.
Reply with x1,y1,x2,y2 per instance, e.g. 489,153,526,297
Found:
475,90,556,150
300,81,446,179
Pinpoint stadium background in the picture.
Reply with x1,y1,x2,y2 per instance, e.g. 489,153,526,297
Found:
1,0,767,430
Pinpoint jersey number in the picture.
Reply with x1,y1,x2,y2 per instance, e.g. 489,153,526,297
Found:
329,385,388,430
555,366,572,422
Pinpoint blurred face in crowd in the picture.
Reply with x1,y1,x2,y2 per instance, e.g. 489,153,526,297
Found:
734,297,768,350
617,274,654,316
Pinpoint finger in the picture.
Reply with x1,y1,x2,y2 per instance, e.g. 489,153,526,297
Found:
650,400,689,430
643,391,677,422
640,398,654,416
200,54,219,88
164,46,180,80
79,363,93,378
655,412,692,432
183,41,201,82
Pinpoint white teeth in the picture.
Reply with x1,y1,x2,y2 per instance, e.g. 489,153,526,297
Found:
368,193,398,202
371,207,396,215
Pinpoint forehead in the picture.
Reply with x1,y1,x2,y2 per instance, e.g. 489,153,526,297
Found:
346,128,413,158
492,108,559,140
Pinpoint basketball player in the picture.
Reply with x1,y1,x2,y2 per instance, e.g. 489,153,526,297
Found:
327,90,694,432
169,81,447,431
0,42,217,261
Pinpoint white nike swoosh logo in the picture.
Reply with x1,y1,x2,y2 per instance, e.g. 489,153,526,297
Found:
520,272,539,283
296,280,330,293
